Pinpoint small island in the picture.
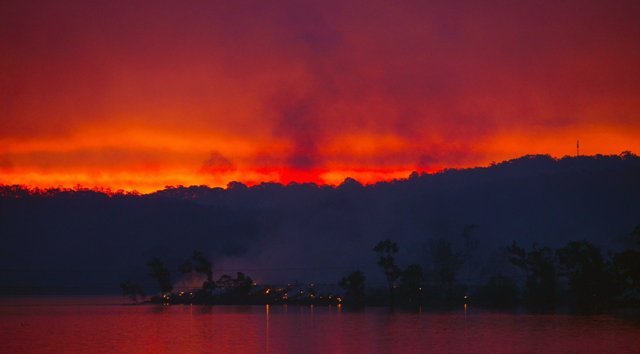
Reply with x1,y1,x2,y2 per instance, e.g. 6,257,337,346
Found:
122,229,640,312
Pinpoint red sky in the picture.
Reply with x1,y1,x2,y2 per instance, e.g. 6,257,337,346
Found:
1,1,639,192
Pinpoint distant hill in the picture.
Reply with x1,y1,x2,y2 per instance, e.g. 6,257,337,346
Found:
1,153,639,294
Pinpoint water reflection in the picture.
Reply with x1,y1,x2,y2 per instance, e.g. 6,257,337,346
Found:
265,304,270,353
0,303,638,354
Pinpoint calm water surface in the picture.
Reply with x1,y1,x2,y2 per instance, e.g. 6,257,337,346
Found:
1,297,638,353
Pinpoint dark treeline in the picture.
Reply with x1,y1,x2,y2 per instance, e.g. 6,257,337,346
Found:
127,229,640,312
1,153,639,303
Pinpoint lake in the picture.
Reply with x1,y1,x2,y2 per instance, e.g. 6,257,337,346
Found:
1,297,638,353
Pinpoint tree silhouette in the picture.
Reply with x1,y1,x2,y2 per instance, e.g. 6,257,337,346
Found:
180,250,215,290
507,242,556,308
614,247,640,296
216,272,255,301
557,241,614,310
431,238,463,301
373,239,400,305
233,272,254,294
399,264,424,305
613,236,640,307
147,257,173,294
338,270,366,306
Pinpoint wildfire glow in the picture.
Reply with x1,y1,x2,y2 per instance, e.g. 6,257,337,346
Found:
1,1,639,192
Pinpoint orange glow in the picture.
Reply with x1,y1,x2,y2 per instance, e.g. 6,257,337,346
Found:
1,1,639,192
1,124,636,193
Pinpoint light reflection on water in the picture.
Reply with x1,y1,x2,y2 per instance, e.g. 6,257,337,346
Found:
0,298,638,353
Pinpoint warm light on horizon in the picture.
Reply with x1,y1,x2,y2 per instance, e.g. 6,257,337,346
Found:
2,1,639,193
1,149,636,194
